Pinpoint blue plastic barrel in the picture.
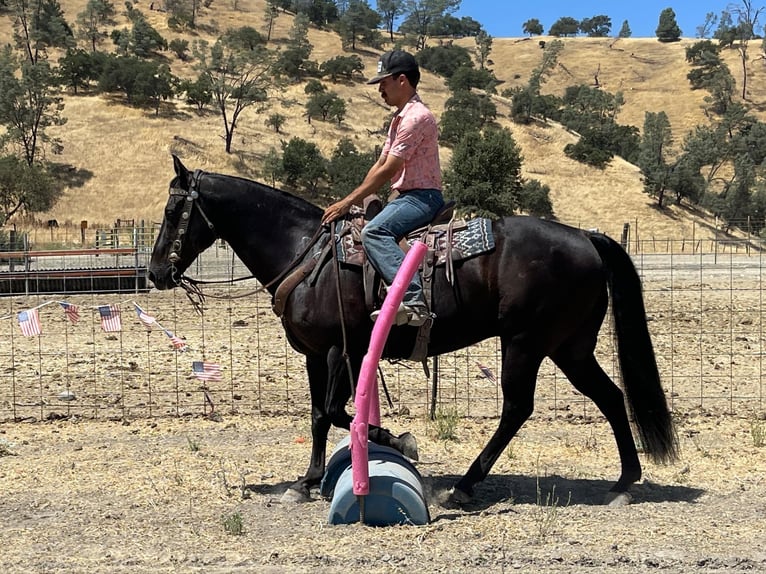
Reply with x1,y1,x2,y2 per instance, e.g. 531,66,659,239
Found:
321,437,430,526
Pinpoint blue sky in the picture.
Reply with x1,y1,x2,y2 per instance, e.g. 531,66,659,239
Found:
453,1,733,39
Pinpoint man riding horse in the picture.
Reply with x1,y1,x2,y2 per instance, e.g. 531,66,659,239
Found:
322,50,443,328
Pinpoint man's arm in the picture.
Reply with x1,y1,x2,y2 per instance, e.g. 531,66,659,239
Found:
321,153,404,224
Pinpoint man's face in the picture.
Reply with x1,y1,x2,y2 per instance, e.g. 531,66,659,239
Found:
377,74,406,108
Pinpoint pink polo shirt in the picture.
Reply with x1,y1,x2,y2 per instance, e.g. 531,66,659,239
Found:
382,94,442,192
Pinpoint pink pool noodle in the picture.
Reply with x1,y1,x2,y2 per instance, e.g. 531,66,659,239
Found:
350,240,428,497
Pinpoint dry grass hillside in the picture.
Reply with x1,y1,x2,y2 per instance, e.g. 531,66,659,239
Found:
2,0,765,240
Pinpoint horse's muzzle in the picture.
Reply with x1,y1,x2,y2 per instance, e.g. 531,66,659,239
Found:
148,267,176,290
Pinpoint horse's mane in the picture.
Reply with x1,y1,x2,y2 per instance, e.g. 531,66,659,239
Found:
205,172,323,219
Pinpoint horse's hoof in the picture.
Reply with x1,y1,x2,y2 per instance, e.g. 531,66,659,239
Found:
447,487,472,507
604,491,632,507
280,486,311,504
398,432,419,461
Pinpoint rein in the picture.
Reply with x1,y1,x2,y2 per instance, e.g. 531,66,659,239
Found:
167,169,327,312
165,181,393,408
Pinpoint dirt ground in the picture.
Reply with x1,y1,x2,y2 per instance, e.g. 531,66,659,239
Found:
1,408,764,573
2,259,766,572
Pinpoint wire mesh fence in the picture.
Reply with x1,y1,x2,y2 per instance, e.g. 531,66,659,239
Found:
0,235,765,423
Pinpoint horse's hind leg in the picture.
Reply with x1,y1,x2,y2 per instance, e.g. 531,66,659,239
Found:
552,351,641,505
450,338,543,505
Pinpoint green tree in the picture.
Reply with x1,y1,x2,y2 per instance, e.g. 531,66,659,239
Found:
728,0,764,99
446,65,498,93
58,48,93,94
656,7,682,42
713,10,736,47
618,20,631,38
265,112,286,133
549,16,579,37
304,78,326,95
306,90,347,123
579,15,611,37
474,29,492,69
417,44,472,78
0,154,60,225
320,55,364,82
558,84,640,166
400,0,461,50
327,137,377,198
225,27,266,52
750,186,766,236
377,0,404,42
427,14,481,36
666,154,706,205
75,0,116,53
260,146,284,187
264,0,280,42
98,55,174,113
718,155,756,229
178,75,212,112
281,137,326,194
169,38,190,60
295,0,338,27
519,179,553,218
336,0,381,51
111,9,168,57
509,39,563,124
682,123,728,185
0,46,66,166
10,0,75,64
564,126,617,168
192,31,276,153
639,111,674,207
275,13,313,80
165,0,205,30
444,127,523,218
684,42,736,115
696,12,717,38
522,18,543,36
440,90,496,145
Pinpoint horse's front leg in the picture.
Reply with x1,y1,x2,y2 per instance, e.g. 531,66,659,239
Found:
281,353,333,503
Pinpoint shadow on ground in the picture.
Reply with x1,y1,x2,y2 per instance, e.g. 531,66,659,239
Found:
427,473,704,514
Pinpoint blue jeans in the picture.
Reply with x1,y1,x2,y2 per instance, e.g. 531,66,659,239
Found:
361,189,444,306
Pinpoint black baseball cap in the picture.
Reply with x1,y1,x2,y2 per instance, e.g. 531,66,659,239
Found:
366,50,420,84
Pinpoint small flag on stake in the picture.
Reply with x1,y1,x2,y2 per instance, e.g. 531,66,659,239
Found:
133,302,156,330
18,308,42,336
164,329,188,351
98,305,122,333
59,301,80,324
192,361,222,381
476,362,497,384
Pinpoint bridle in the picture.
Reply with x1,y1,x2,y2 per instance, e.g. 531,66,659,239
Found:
168,169,215,274
164,168,326,312
163,171,382,407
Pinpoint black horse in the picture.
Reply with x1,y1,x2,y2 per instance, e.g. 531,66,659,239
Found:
149,156,678,506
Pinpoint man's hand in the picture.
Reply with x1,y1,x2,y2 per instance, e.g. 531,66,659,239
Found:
321,199,351,225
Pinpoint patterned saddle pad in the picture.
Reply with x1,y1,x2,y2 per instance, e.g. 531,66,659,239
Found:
334,217,495,267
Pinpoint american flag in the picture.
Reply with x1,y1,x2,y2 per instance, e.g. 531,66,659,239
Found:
192,361,222,381
98,305,122,332
18,308,42,336
164,329,188,352
59,301,80,324
133,303,156,330
476,362,498,384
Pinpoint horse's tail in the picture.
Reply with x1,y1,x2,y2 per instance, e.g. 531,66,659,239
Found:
588,232,679,464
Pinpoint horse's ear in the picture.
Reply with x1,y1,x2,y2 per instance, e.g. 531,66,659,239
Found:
172,154,190,188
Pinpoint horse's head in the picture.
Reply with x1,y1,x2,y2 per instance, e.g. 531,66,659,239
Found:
148,155,218,290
